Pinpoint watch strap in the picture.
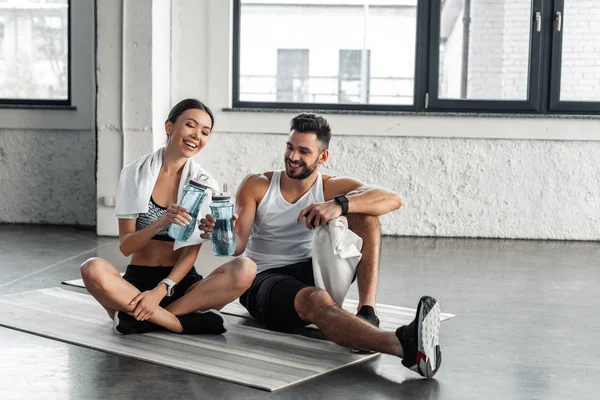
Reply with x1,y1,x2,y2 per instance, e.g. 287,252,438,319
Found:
334,194,349,216
159,278,176,297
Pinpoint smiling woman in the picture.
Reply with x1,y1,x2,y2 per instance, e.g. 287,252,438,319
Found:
79,98,257,337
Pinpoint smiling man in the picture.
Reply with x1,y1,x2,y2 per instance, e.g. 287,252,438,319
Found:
200,113,442,379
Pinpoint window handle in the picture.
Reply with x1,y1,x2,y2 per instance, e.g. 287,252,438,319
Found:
536,12,542,32
555,11,562,32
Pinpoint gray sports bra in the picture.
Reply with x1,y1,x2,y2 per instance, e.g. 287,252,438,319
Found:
135,197,174,242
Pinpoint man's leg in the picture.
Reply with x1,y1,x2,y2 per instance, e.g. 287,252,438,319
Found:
346,214,381,311
346,214,380,310
295,287,442,379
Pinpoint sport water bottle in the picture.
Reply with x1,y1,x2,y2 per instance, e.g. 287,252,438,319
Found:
209,190,236,256
168,180,209,242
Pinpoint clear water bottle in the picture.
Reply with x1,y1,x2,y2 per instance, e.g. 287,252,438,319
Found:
209,190,236,256
168,180,210,242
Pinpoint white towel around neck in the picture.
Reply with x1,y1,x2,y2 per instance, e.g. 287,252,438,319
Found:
114,147,220,250
312,217,363,307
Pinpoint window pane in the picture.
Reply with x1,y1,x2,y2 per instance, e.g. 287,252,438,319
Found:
277,49,309,102
0,0,69,101
339,49,370,103
238,0,418,105
559,0,600,102
438,0,532,100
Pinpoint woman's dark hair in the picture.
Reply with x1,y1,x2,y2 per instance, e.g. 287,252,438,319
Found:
290,113,331,150
167,98,215,129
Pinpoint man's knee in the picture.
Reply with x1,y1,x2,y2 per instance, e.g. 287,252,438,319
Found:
294,287,336,322
230,257,257,290
347,214,380,232
80,257,111,290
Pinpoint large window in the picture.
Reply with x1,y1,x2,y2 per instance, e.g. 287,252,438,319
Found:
235,0,418,108
0,0,69,105
233,0,600,114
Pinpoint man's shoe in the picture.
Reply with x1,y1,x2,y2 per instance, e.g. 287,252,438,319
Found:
395,296,442,379
177,310,228,335
113,311,162,335
352,305,380,353
356,305,380,328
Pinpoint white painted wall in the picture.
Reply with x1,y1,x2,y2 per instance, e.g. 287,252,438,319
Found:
198,133,600,240
96,0,172,236
95,0,600,241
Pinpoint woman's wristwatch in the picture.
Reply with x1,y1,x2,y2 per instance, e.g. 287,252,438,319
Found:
159,278,176,297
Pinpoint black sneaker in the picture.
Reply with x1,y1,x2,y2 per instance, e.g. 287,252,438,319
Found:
177,310,228,335
113,311,163,335
356,305,380,328
352,305,381,353
395,296,442,379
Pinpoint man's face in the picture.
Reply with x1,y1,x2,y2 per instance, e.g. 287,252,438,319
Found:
284,131,326,180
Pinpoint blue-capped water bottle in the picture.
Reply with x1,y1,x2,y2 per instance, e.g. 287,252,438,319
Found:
168,180,210,242
209,187,236,256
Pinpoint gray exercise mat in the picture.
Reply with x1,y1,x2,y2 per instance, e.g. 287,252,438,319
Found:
0,288,381,392
62,277,456,330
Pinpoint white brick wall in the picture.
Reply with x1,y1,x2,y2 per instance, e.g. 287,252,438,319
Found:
468,0,507,99
561,1,600,101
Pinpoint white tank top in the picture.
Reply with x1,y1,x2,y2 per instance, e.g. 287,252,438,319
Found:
244,170,325,272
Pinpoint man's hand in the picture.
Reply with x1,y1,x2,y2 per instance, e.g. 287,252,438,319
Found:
297,201,343,230
128,287,166,321
199,214,238,239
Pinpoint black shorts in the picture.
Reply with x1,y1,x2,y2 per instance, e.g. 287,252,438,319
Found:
240,259,315,332
123,264,203,308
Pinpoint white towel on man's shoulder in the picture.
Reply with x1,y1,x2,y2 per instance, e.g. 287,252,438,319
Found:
114,147,219,250
312,217,363,307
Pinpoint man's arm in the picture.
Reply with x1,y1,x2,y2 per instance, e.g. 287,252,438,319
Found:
297,176,402,229
232,174,263,256
325,176,403,215
199,173,269,256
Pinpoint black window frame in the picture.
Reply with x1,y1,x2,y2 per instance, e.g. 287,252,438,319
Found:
0,0,71,107
232,0,600,116
548,0,600,113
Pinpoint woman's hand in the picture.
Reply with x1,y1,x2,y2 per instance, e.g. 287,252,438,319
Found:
128,288,166,321
158,204,192,228
198,214,238,239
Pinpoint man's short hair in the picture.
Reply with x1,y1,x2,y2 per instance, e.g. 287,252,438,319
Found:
290,113,331,150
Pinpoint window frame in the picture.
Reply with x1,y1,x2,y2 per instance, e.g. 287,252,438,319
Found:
231,0,600,116
231,0,422,112
548,0,600,113
0,0,71,107
427,0,544,113
0,0,94,131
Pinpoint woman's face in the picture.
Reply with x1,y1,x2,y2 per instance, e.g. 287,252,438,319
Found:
165,108,212,158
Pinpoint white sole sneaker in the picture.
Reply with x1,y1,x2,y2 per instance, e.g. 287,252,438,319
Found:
113,311,124,335
412,297,442,378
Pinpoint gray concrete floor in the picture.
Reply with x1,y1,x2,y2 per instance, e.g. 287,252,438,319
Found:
0,224,598,399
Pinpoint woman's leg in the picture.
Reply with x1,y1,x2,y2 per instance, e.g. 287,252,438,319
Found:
166,257,256,315
80,257,183,333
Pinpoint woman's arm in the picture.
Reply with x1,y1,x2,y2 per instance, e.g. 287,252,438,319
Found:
160,244,201,291
118,204,192,257
129,244,201,321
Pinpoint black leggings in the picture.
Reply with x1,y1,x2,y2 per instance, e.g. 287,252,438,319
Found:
123,265,203,308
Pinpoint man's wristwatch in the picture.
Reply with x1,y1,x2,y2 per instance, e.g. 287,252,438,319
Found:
159,278,176,297
333,194,349,216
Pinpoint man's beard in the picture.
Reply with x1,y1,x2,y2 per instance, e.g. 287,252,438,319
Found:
285,158,319,180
